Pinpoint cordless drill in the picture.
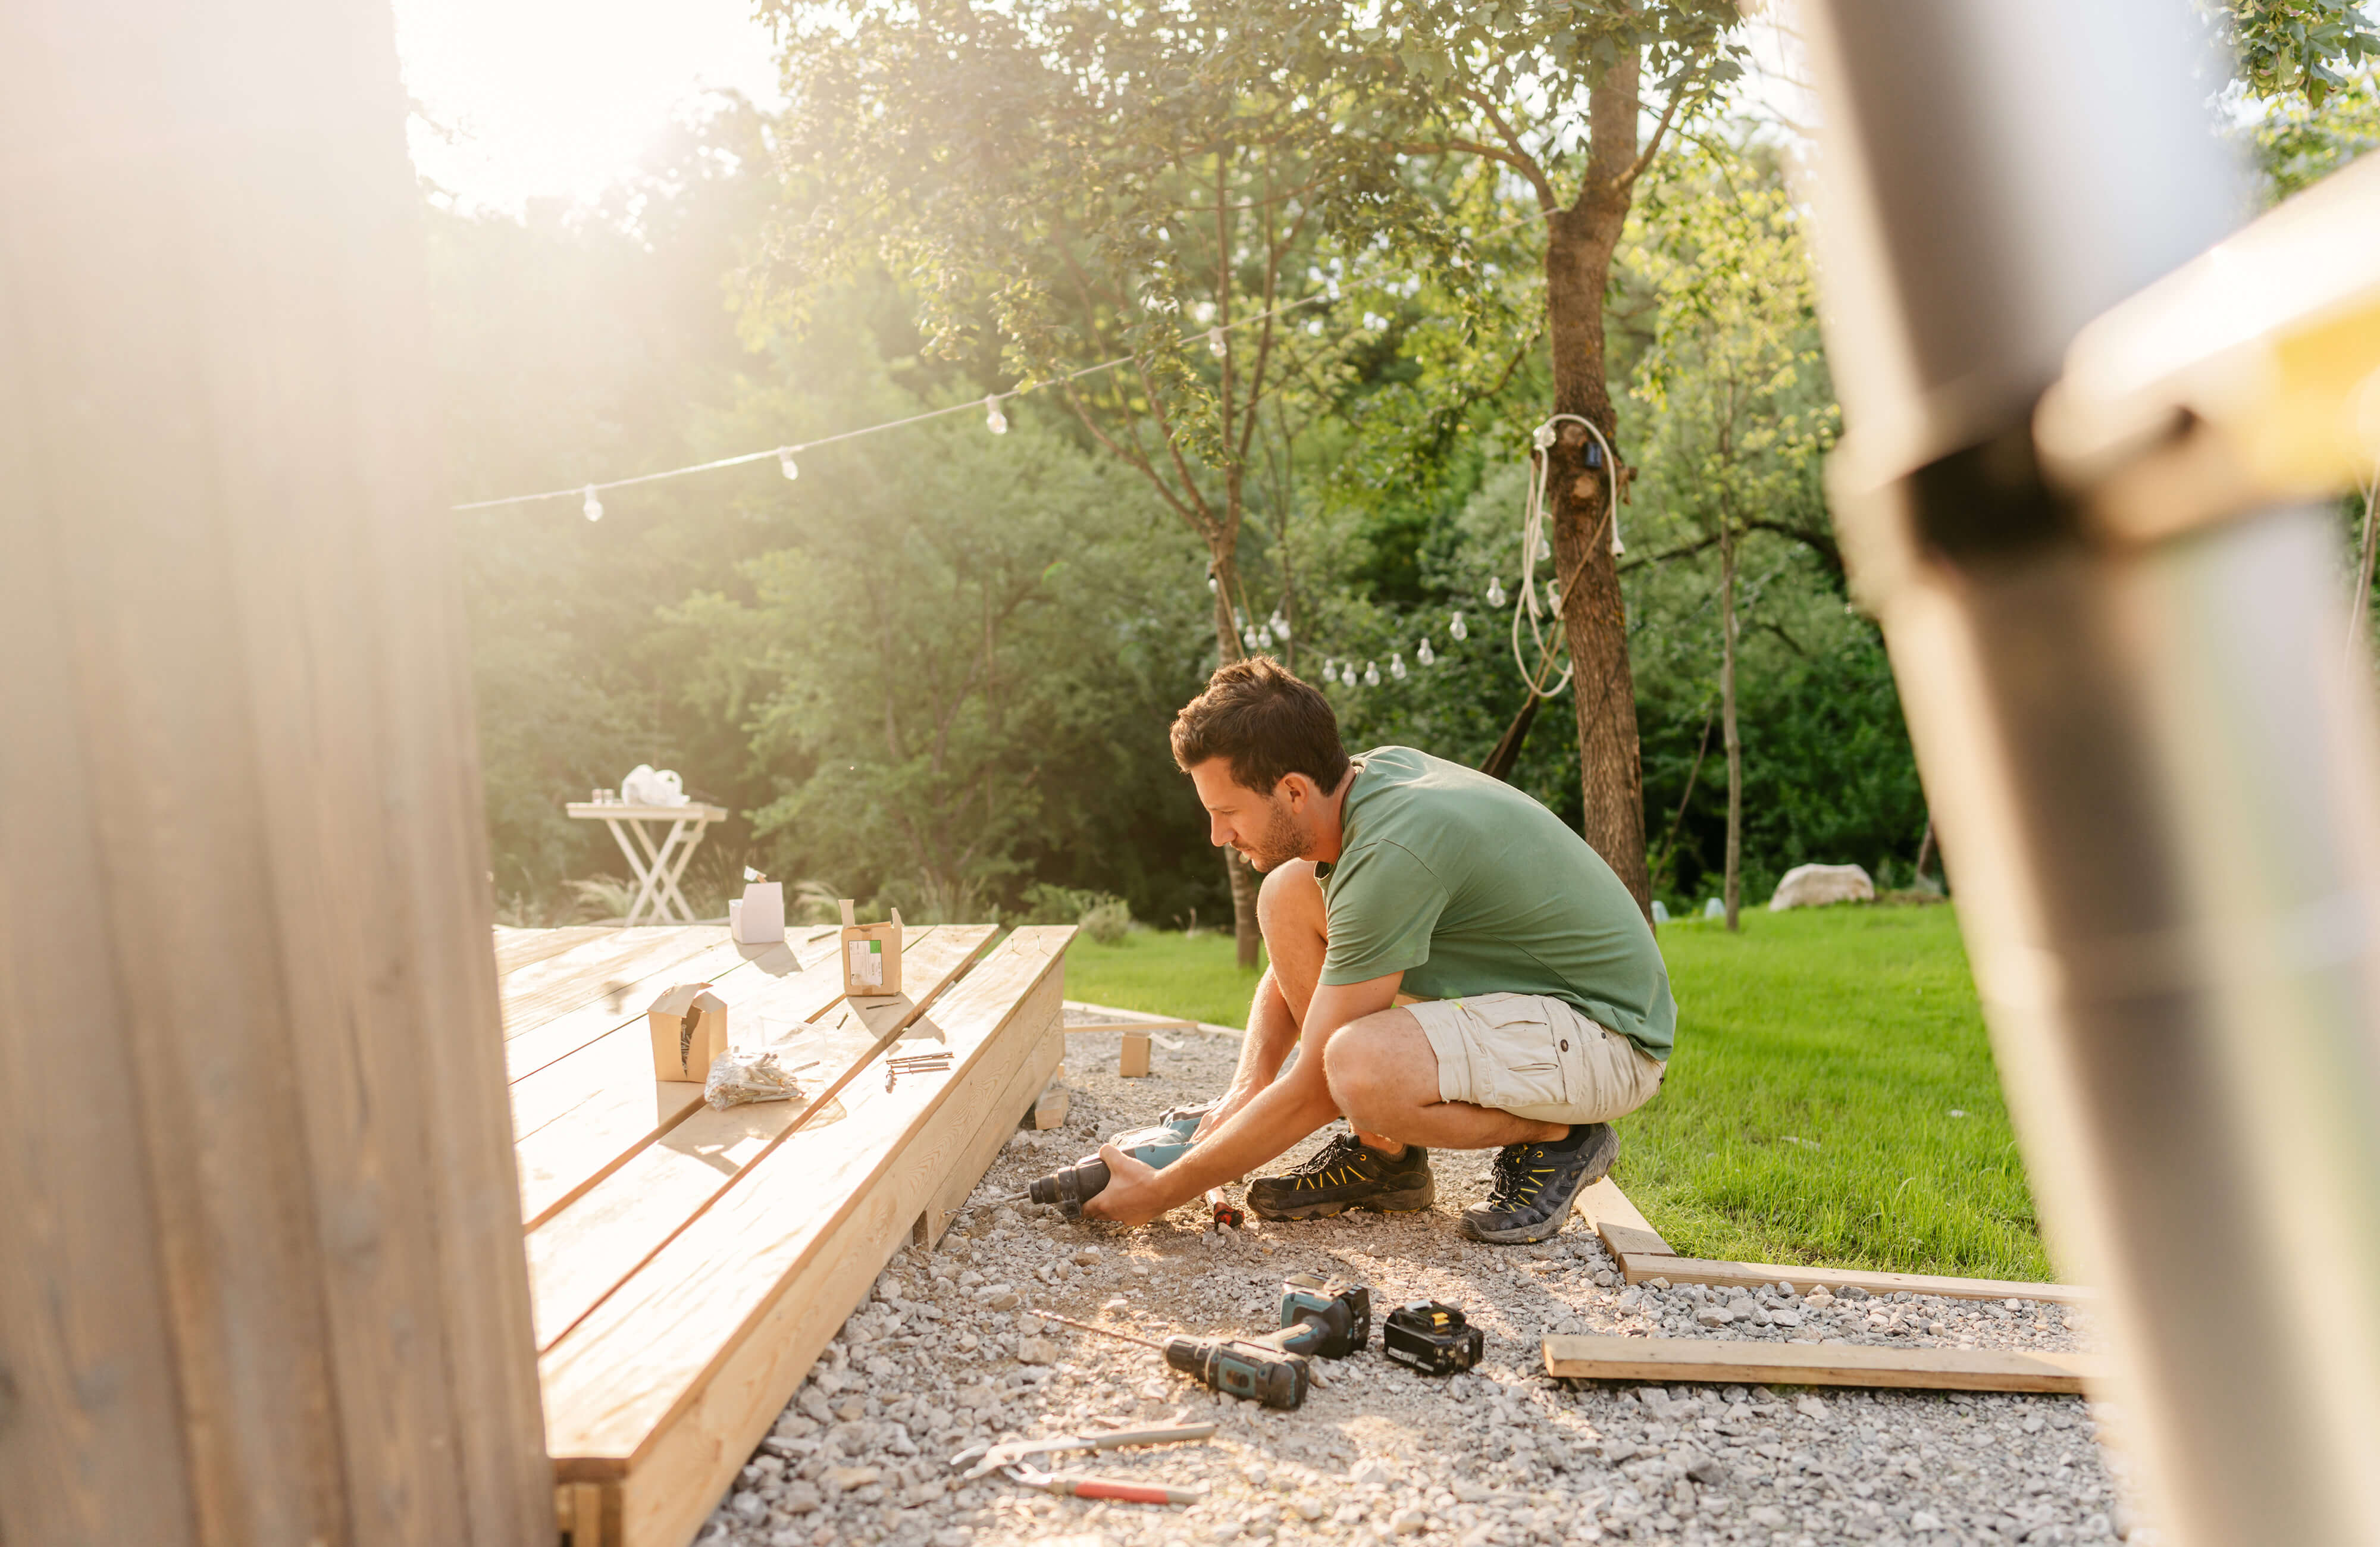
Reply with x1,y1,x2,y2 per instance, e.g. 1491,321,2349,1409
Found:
1034,1307,1312,1409
1272,1272,1371,1358
1027,1101,1217,1218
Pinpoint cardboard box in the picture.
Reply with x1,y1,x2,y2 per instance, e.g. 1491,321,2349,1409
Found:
733,881,785,944
649,982,729,1082
838,900,903,997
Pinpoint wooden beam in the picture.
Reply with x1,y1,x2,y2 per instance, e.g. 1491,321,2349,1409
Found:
1066,1019,1195,1035
509,926,857,1227
503,932,825,1083
0,1,550,1537
1542,1335,2105,1394
1581,1176,1677,1259
1617,1251,2094,1306
538,929,1072,1531
524,927,990,1348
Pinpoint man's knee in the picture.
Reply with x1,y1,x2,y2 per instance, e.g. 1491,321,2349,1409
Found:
1323,1011,1424,1127
1255,859,1323,940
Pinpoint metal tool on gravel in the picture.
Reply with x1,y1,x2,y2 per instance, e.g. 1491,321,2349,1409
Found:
948,1421,1216,1485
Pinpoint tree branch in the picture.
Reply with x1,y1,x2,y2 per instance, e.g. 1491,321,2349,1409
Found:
1457,88,1560,211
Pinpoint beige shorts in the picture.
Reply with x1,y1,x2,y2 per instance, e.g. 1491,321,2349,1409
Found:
1407,992,1665,1126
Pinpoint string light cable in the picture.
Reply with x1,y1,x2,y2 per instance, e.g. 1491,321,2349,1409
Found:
450,292,1345,515
1508,412,1623,699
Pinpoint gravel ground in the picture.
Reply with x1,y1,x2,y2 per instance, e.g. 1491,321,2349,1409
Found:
696,1012,2163,1547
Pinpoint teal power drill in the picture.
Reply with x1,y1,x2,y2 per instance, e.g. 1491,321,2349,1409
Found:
1032,1274,1370,1411
1026,1101,1219,1218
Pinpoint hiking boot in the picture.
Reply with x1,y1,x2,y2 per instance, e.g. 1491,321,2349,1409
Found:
1247,1133,1436,1221
1460,1122,1620,1244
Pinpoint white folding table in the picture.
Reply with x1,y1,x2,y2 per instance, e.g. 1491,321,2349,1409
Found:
563,801,731,926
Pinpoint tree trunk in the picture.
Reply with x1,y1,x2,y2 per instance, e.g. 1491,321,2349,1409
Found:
1208,547,1264,968
1720,515,1743,932
1545,49,1652,919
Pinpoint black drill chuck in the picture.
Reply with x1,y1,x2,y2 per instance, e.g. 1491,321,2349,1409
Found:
1026,1158,1110,1217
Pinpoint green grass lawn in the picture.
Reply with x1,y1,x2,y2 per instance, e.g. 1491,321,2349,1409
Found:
1067,906,2049,1282
1064,929,1268,1029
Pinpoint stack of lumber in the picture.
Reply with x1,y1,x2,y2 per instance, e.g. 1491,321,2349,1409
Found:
493,922,1075,1547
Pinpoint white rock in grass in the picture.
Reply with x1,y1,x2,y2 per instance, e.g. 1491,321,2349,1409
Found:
1768,863,1875,910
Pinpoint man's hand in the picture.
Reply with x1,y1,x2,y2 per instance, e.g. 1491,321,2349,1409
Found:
1193,1085,1257,1141
1079,1144,1170,1227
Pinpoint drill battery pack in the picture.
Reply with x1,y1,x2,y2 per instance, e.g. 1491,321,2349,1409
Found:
1381,1299,1483,1376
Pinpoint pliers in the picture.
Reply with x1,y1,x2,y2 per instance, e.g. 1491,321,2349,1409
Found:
948,1421,1214,1504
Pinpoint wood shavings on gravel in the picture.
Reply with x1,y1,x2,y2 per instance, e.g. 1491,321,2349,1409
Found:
697,1013,2167,1547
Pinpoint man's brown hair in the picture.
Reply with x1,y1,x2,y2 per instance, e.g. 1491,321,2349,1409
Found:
1170,656,1351,795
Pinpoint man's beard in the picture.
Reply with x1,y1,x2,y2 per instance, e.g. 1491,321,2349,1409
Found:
1235,800,1304,872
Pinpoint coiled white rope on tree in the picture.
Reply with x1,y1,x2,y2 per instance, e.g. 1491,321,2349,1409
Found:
1511,413,1624,699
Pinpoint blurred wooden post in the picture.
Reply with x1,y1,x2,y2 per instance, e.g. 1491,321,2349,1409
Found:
0,2,553,1545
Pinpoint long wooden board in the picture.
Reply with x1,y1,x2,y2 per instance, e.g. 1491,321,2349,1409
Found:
524,928,992,1348
496,924,620,977
1586,1178,2086,1305
1542,1335,2105,1393
503,934,825,1084
510,928,854,1227
539,928,1072,1547
499,926,725,1036
1616,1251,2096,1306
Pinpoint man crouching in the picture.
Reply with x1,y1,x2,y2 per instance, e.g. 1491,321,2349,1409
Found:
1083,657,1676,1244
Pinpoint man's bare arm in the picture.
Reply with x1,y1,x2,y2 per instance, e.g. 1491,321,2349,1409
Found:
1195,966,1300,1138
1083,971,1401,1226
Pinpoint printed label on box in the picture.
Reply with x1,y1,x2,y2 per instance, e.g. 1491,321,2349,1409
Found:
849,939,882,987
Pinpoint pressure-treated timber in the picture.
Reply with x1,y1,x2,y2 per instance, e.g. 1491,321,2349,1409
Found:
1617,1252,2097,1307
500,925,725,1036
539,927,1072,1547
524,928,991,1348
505,936,785,1083
499,923,626,976
509,927,847,1226
0,1,550,1539
1542,1335,2105,1393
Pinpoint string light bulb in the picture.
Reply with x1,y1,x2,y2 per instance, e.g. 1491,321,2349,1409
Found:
1417,638,1435,667
1390,653,1407,680
1546,580,1562,613
582,485,603,522
1364,660,1381,687
778,447,799,481
1269,609,1289,641
1208,326,1227,358
984,395,1009,435
1207,564,1219,593
1486,577,1506,608
1536,531,1552,562
1450,610,1468,641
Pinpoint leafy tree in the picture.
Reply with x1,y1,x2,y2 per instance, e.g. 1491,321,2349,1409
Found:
1237,0,1746,914
765,0,1397,964
2224,0,2380,104
1626,136,1836,926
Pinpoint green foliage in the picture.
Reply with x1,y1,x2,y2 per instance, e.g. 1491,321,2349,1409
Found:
2244,67,2380,198
2224,0,2380,105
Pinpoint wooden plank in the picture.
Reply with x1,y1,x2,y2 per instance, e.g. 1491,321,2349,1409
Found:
1617,1251,2095,1306
606,950,1067,1547
509,927,848,1226
0,1,553,1535
503,934,820,1085
1031,1072,1072,1129
499,925,726,1038
537,927,1072,1510
1540,1335,2105,1393
1066,1019,1195,1034
915,1015,1066,1250
1582,1177,1676,1258
497,923,618,976
524,928,991,1349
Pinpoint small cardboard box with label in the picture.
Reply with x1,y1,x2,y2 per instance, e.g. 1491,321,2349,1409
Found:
839,899,903,997
649,982,730,1082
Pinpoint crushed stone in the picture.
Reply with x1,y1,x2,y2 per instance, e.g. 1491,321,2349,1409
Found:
695,1009,2166,1546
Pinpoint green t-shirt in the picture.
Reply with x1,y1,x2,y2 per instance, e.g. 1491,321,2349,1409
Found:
1314,746,1676,1059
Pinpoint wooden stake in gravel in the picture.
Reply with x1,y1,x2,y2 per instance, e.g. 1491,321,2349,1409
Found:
1542,1335,2105,1394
